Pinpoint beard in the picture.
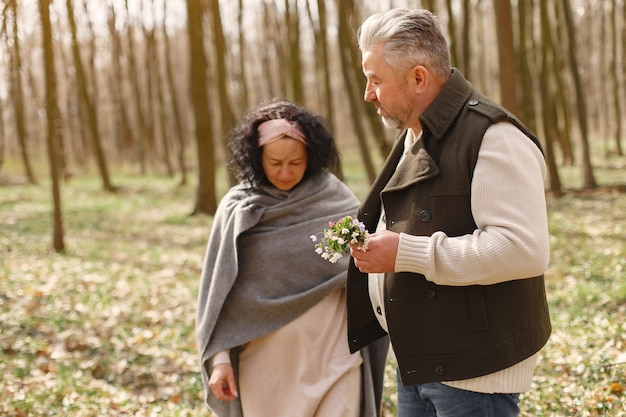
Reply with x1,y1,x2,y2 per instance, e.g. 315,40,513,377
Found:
377,92,414,130
381,114,404,130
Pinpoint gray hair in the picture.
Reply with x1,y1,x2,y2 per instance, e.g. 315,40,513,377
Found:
357,9,451,82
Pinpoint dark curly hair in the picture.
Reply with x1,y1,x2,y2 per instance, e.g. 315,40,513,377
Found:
228,98,340,187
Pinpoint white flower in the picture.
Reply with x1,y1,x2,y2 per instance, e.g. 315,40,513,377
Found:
329,253,343,263
311,216,369,263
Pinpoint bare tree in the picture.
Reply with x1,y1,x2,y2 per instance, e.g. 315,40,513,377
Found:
461,0,471,81
106,3,135,165
236,0,250,110
517,0,538,134
8,0,36,184
336,0,376,183
561,0,596,189
305,0,334,129
539,0,563,196
493,0,519,116
0,99,5,173
285,0,304,103
0,12,6,172
124,0,150,173
208,0,237,185
38,0,65,251
142,7,158,171
609,0,623,156
261,1,286,98
553,0,575,166
445,0,459,68
187,0,217,214
67,0,115,192
149,21,174,177
162,0,188,185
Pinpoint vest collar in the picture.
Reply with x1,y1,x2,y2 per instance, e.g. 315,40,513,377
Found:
420,68,473,140
383,139,439,192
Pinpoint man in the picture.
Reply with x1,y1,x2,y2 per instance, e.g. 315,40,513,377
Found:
347,8,551,417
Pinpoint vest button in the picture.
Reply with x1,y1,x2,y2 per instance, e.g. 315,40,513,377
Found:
468,99,479,106
425,288,437,299
376,306,382,315
434,364,446,376
419,210,431,222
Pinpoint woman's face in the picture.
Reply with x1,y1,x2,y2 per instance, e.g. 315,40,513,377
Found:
261,138,308,191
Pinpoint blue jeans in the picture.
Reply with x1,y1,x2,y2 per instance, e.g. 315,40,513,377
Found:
396,371,520,417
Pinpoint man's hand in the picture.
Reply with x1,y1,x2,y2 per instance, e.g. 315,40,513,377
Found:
350,229,400,273
209,363,239,401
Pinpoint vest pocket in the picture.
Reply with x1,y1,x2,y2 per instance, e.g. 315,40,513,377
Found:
465,286,489,332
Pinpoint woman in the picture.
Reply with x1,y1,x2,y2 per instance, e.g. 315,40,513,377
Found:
196,99,387,417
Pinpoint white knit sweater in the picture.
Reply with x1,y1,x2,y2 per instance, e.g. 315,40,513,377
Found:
368,122,550,393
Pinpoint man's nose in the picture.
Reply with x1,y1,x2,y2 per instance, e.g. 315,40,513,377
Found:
364,81,375,102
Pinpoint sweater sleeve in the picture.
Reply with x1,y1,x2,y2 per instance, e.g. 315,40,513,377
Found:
394,122,550,286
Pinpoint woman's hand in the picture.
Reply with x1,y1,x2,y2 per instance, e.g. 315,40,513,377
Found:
209,363,239,401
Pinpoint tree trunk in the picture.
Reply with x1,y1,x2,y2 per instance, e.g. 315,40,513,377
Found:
38,0,65,252
237,0,250,110
539,0,563,196
422,0,435,12
263,1,286,97
8,0,37,184
143,20,158,171
609,0,623,155
162,0,188,186
517,0,538,134
316,0,335,136
561,0,597,189
208,0,237,185
341,1,390,160
622,0,626,154
304,0,343,179
304,0,331,124
186,0,217,215
445,0,459,68
461,0,471,81
106,4,135,165
0,99,5,171
552,0,574,166
285,0,304,103
493,0,519,116
337,0,376,183
151,28,174,177
67,0,115,192
124,0,148,174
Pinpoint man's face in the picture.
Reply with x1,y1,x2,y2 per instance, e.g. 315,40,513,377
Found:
362,44,416,130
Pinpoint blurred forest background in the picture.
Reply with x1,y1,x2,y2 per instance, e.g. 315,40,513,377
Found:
0,0,624,251
1,1,626,416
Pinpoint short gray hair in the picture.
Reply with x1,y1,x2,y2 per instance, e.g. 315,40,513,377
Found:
357,9,451,81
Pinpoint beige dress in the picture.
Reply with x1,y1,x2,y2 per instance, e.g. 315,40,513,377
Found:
238,287,362,417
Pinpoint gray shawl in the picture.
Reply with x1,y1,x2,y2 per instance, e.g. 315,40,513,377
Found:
196,172,388,416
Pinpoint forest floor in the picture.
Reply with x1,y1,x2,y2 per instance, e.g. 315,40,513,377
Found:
1,154,625,416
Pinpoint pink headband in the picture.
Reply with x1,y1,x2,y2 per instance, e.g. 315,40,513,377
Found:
257,118,307,147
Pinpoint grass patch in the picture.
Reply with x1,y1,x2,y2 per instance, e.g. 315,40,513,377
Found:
1,152,625,416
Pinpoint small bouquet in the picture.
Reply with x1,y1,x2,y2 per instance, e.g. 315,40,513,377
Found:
310,216,369,263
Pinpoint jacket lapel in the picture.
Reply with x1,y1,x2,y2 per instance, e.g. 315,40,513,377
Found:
383,139,440,192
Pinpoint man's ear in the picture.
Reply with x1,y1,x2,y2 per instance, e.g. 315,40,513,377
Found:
411,65,429,94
